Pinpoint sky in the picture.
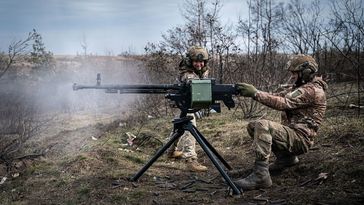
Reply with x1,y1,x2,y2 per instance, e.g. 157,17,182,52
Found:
0,0,247,55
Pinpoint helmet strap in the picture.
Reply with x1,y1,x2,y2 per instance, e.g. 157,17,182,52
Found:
296,61,315,85
295,69,315,87
294,73,304,88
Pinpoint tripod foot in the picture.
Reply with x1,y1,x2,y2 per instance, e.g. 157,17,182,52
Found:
228,186,243,197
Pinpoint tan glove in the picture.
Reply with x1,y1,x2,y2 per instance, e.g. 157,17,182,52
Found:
236,83,258,97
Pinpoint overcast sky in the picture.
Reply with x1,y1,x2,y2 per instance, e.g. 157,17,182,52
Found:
0,0,336,55
0,0,249,55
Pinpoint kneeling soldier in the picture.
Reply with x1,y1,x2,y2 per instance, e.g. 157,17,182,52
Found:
235,54,327,190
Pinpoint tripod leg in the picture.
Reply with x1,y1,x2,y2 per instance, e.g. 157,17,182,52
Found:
187,125,242,195
191,125,232,170
131,130,183,181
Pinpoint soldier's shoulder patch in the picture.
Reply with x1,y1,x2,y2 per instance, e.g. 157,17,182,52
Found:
287,89,303,98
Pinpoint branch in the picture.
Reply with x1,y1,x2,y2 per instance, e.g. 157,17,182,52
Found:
0,31,36,79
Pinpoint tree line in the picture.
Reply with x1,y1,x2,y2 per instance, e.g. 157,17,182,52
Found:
142,0,363,118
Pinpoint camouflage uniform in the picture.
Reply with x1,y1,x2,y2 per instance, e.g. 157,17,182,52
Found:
234,54,328,190
175,65,209,159
248,76,328,161
178,65,209,82
166,46,210,162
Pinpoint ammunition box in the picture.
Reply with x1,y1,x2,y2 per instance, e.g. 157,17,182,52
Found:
191,79,212,108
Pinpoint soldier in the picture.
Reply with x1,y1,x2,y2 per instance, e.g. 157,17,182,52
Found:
234,54,328,190
167,46,209,172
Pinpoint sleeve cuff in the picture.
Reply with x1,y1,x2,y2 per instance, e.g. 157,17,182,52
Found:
253,90,261,100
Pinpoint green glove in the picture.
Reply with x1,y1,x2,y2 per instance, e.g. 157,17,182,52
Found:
236,83,258,97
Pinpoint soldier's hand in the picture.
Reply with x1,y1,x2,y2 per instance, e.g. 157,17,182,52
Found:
236,83,258,97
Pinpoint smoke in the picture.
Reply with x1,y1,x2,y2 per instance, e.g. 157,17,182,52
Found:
38,56,142,115
0,56,146,158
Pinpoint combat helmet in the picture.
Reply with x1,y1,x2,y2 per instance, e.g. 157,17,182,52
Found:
285,54,319,83
285,54,318,73
187,46,209,61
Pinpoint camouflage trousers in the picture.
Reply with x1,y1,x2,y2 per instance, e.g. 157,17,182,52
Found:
170,113,198,159
247,120,312,161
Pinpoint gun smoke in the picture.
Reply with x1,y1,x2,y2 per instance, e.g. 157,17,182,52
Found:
0,56,145,158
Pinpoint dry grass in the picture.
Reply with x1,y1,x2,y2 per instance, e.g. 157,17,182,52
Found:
0,105,363,204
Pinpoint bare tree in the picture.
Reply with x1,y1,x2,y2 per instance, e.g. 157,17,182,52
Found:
140,0,231,117
181,0,208,46
0,30,54,173
161,27,191,55
0,31,36,79
160,0,224,54
323,0,364,117
235,0,286,118
279,0,324,55
213,24,236,83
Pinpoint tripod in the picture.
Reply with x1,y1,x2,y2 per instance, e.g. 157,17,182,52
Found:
130,115,241,195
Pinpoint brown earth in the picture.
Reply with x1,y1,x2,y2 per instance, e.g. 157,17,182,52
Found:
0,107,363,205
0,57,363,204
1,53,363,204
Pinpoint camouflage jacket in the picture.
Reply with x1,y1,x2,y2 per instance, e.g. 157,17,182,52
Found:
255,77,328,139
178,65,209,82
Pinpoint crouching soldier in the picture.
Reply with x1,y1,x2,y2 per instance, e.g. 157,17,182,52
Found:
235,54,328,190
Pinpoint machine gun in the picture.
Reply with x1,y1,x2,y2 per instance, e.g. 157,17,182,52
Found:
73,74,238,116
73,74,242,195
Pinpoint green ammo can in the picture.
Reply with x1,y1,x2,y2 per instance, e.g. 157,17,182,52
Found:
190,79,212,108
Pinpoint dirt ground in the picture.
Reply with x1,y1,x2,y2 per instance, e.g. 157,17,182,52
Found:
0,107,363,205
1,55,361,204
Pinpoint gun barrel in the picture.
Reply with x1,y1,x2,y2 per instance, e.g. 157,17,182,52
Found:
73,83,180,94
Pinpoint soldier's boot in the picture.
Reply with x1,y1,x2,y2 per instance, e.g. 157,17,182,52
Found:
269,154,299,172
170,151,183,158
185,158,208,172
233,161,272,190
166,140,183,159
166,148,183,159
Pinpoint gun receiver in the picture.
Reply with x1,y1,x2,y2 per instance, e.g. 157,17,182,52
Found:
73,73,239,115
